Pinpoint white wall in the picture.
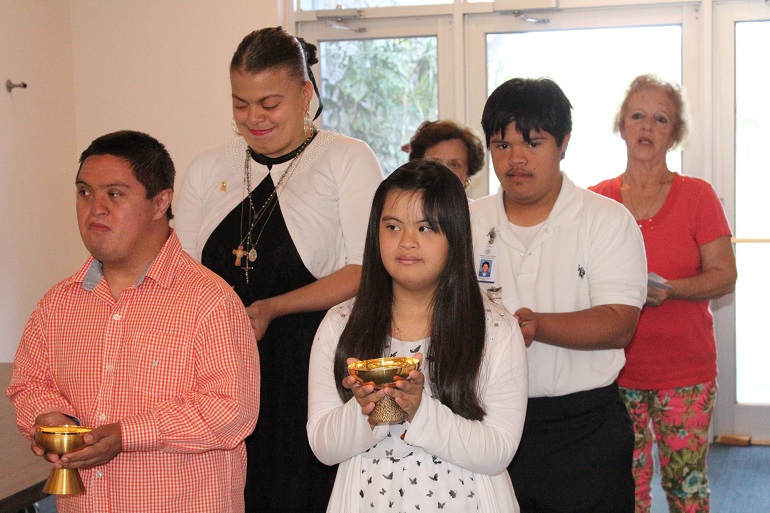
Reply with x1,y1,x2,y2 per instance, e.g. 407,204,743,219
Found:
0,0,82,362
0,0,280,362
70,0,279,200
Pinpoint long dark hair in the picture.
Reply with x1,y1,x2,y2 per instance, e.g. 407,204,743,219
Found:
334,159,487,420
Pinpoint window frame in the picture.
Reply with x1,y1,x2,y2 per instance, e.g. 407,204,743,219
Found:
296,1,703,198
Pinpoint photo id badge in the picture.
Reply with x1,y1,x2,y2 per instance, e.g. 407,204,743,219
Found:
477,244,497,285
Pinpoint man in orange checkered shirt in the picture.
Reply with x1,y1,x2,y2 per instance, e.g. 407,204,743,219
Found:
7,131,260,513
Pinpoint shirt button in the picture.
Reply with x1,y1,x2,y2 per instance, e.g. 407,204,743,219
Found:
99,414,106,421
113,313,121,321
105,364,114,372
95,470,104,478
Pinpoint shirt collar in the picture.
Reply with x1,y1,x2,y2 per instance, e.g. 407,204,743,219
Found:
494,171,579,228
78,230,181,292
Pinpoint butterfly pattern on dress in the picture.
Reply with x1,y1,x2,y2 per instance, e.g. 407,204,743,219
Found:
359,336,478,511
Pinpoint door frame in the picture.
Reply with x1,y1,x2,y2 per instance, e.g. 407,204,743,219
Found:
712,0,770,442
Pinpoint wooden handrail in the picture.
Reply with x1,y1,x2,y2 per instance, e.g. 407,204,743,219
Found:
731,238,770,243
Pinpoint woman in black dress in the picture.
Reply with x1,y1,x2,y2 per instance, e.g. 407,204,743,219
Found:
175,27,383,512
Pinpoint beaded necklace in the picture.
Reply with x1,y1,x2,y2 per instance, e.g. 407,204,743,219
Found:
233,130,315,283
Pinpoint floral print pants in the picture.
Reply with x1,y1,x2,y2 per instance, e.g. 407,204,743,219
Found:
620,381,717,513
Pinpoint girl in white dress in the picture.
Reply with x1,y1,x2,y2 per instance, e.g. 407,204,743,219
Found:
308,159,529,513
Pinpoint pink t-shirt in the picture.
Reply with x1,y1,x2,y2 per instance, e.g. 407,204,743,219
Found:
589,175,732,389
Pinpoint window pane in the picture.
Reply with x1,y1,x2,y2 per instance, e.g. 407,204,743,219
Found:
735,20,770,405
486,26,681,191
302,0,449,11
320,37,438,175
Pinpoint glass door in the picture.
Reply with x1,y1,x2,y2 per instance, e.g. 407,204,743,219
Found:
714,0,770,442
299,16,452,175
484,25,682,190
467,5,700,192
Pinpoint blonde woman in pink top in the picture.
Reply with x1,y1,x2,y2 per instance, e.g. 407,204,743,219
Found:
590,74,737,513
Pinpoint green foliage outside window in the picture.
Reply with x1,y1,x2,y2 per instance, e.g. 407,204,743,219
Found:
320,37,438,175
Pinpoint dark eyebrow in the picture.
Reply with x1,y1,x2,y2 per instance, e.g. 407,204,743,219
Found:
232,92,282,103
75,179,132,189
382,216,432,226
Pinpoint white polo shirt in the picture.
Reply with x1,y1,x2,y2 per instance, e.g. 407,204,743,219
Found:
470,173,646,398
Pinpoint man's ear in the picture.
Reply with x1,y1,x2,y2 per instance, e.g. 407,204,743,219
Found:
153,189,173,220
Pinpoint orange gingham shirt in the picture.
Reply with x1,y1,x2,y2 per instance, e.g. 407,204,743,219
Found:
8,231,259,513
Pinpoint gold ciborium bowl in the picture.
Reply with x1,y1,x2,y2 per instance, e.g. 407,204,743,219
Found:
348,357,420,424
35,425,93,495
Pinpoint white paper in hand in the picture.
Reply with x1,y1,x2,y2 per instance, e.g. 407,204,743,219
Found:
647,272,672,290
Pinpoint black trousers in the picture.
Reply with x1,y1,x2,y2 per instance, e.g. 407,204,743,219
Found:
509,382,634,513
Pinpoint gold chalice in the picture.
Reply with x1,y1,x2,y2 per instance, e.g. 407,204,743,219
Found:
35,425,93,494
348,357,420,424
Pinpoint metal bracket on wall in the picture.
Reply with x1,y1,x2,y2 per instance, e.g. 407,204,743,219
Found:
510,10,550,23
6,80,28,93
316,7,366,33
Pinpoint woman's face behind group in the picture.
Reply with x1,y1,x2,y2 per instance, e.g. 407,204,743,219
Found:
231,66,313,158
424,138,471,184
620,87,677,164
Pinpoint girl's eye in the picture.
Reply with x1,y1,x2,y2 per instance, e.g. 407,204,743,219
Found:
384,224,400,232
263,101,280,110
655,115,669,124
631,112,643,120
418,225,434,233
77,188,90,197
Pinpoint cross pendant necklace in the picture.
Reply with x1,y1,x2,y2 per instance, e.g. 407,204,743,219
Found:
233,129,314,284
233,245,247,266
232,245,256,283
241,264,253,283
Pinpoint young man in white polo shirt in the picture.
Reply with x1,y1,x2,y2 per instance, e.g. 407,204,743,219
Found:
470,77,647,513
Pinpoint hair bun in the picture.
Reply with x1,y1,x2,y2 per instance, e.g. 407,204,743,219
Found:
296,36,319,66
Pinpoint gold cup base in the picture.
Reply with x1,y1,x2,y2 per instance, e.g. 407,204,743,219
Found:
369,395,408,424
43,468,86,495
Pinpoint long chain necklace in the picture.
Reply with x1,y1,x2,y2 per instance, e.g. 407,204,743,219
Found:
621,170,671,222
233,131,315,283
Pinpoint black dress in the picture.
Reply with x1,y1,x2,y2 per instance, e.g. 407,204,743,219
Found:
202,146,336,513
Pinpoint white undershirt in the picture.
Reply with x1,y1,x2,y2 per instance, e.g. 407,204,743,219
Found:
509,220,545,250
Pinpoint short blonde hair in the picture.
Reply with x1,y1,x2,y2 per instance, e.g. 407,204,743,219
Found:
614,74,689,149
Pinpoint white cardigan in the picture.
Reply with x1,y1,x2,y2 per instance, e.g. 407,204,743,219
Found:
307,298,528,512
175,132,384,276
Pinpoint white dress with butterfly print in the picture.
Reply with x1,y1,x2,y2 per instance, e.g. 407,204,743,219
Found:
358,336,479,512
308,298,528,513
